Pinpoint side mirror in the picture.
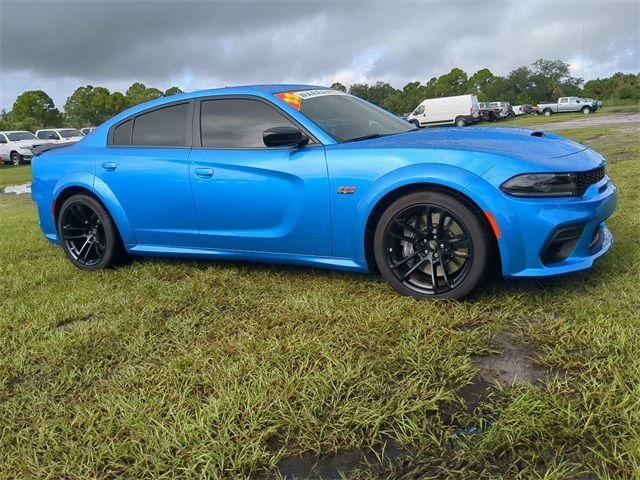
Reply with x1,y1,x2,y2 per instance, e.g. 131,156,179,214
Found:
263,126,309,148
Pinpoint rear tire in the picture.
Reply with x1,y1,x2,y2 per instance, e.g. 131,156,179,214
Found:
56,194,126,270
373,191,491,300
543,109,552,117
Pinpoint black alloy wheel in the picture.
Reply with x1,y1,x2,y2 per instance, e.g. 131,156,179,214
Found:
374,191,491,300
57,194,124,270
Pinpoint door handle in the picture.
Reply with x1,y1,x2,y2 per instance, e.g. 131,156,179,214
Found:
195,167,214,179
101,162,117,172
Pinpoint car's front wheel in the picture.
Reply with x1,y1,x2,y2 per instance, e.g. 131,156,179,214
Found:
373,191,491,300
581,106,592,114
10,152,22,166
57,194,125,270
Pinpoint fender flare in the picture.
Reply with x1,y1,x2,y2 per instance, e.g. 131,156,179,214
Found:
351,163,524,275
52,173,136,245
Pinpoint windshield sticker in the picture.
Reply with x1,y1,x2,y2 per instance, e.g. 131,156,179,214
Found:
275,92,302,110
275,89,347,110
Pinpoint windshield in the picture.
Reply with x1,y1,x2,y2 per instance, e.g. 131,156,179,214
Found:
7,131,38,141
275,89,415,143
59,129,84,138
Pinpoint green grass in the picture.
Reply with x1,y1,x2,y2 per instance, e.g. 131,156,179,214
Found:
0,124,639,479
0,164,31,189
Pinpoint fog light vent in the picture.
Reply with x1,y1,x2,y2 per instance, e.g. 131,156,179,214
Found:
541,225,584,265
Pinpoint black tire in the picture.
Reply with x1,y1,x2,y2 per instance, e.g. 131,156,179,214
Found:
455,117,466,127
543,109,552,117
410,119,420,128
581,106,591,114
373,191,491,300
56,194,125,270
10,152,22,166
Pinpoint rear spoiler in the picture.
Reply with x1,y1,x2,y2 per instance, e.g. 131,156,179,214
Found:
32,142,75,156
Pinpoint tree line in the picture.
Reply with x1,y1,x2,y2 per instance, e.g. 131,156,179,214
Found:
0,59,638,131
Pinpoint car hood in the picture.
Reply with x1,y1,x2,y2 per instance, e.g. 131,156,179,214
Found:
350,127,588,159
12,139,46,147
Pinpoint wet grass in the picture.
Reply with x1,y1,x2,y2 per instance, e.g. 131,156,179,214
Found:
0,124,638,479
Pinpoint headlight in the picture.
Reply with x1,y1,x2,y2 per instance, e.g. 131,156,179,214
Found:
501,173,578,197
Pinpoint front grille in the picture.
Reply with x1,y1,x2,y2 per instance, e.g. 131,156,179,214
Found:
576,166,605,196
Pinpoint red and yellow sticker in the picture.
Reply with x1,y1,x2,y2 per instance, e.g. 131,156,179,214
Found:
275,92,302,110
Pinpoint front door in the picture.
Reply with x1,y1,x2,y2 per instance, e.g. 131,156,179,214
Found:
188,97,331,256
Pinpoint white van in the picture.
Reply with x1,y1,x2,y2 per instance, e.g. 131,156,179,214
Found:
406,94,480,128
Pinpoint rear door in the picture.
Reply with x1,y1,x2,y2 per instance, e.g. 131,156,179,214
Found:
95,101,199,247
188,96,331,256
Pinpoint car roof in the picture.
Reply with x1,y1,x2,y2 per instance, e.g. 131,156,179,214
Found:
0,130,36,134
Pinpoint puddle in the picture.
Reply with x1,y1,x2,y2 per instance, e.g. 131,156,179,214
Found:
472,332,548,387
2,183,31,195
257,438,407,480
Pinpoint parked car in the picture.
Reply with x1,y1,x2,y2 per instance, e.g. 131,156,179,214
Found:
537,97,595,116
0,130,47,165
512,104,537,116
31,84,616,300
478,102,500,122
488,102,514,118
35,128,85,143
406,94,480,127
80,127,97,135
582,98,601,111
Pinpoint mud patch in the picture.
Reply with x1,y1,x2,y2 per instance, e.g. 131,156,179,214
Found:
2,183,31,195
260,438,407,479
473,332,548,387
56,314,94,329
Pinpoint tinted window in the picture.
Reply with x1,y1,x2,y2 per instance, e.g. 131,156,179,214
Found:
37,131,49,139
131,103,189,146
200,99,296,148
112,120,133,145
59,129,84,138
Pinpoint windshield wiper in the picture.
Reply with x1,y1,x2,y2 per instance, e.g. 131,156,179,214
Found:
343,133,386,143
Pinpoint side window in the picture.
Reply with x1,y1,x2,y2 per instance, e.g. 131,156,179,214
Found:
200,98,296,148
49,131,60,140
37,131,49,139
0,134,7,143
131,102,189,147
560,98,568,104
413,105,425,115
112,119,133,145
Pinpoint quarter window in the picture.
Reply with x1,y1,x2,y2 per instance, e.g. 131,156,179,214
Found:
131,102,189,147
200,99,296,148
112,120,133,145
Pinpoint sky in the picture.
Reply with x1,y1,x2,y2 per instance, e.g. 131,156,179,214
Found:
0,0,638,111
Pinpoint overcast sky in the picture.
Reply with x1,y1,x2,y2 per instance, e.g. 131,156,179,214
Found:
0,0,638,111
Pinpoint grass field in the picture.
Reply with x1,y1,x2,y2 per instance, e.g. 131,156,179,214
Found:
0,120,639,479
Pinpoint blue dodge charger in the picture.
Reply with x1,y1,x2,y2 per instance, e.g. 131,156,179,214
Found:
32,85,617,299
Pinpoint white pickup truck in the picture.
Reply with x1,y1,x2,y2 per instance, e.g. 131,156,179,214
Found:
537,97,597,116
0,130,48,165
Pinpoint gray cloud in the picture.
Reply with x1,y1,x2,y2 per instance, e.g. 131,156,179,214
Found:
1,0,638,110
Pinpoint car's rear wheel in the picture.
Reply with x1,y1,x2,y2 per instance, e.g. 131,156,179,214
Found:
10,152,22,166
543,109,552,117
57,194,124,270
373,191,491,300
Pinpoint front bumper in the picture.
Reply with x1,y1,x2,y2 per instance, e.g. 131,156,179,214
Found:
501,174,617,277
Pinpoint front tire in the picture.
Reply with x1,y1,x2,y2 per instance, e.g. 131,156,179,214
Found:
373,191,491,300
410,119,420,128
56,194,125,270
10,152,22,166
581,106,591,114
455,117,466,127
